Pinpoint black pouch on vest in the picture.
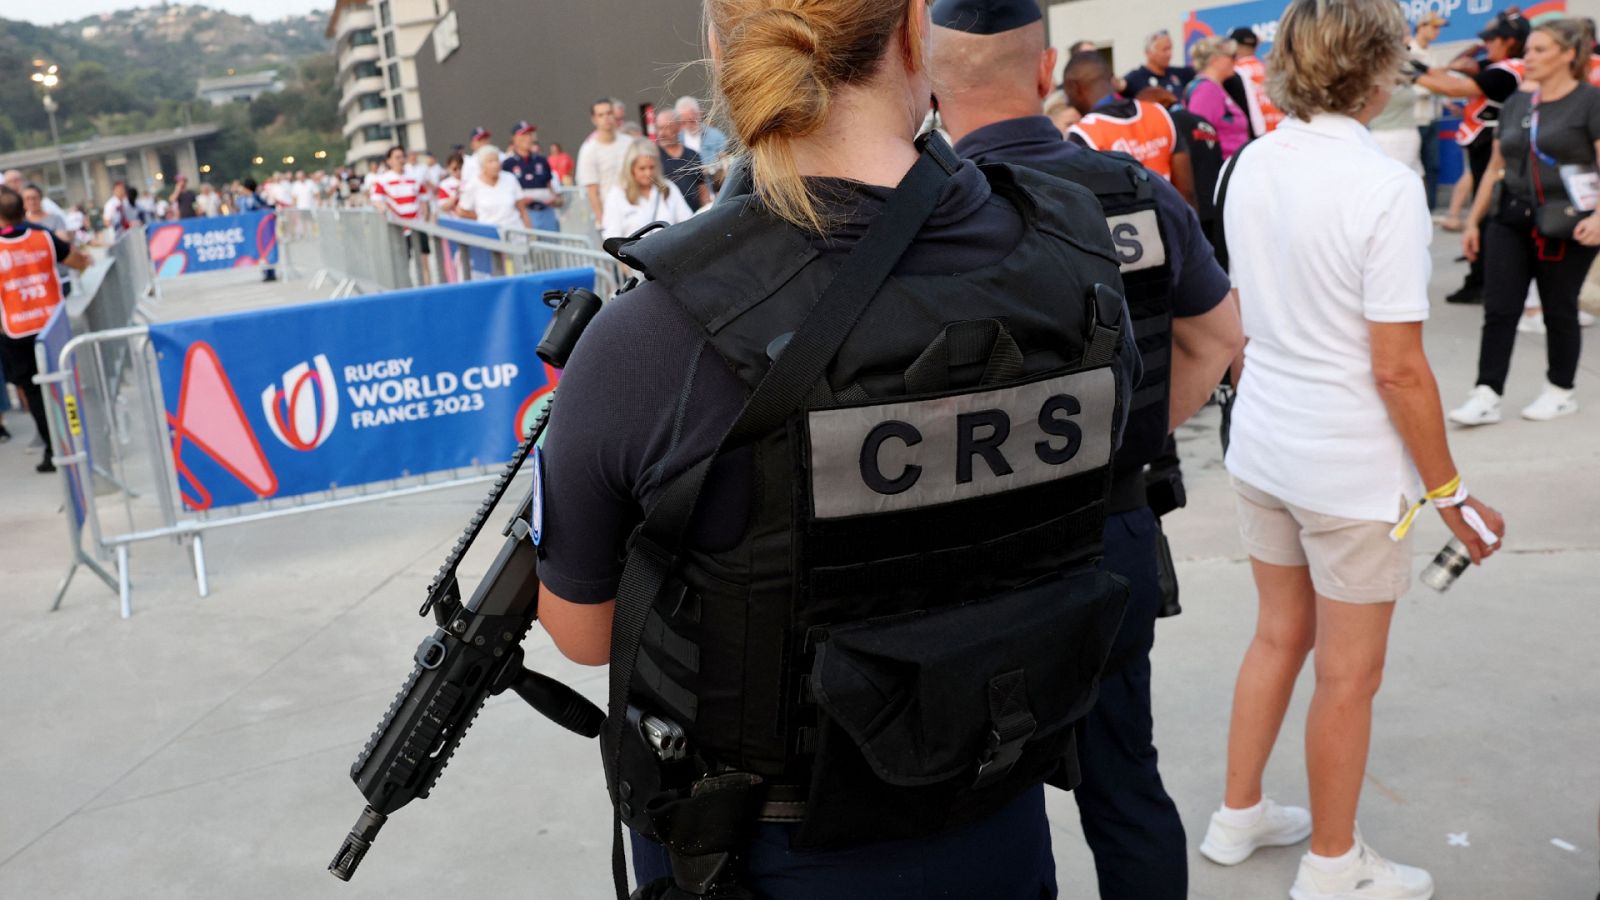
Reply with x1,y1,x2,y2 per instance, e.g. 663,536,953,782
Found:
795,569,1128,848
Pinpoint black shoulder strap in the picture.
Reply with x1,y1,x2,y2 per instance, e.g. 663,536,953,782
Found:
1212,139,1252,270
604,133,963,899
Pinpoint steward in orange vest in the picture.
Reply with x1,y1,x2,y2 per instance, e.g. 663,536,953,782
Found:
0,186,88,471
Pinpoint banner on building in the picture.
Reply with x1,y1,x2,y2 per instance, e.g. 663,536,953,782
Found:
146,268,594,511
35,304,89,533
1185,0,1568,58
146,211,279,279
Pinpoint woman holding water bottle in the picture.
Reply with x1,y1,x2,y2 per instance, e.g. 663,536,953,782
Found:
1201,2,1507,898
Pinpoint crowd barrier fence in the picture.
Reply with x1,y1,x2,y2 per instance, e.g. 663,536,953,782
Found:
274,206,622,299
34,268,595,617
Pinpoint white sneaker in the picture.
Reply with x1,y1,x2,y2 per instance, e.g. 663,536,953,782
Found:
1199,798,1312,866
1289,838,1434,900
1517,312,1546,334
1521,383,1578,421
1447,385,1502,426
1580,310,1596,327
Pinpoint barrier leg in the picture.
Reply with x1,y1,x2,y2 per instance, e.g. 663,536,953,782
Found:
117,544,132,619
192,534,209,598
51,562,77,612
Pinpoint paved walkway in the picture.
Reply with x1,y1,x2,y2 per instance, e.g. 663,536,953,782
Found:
0,232,1596,899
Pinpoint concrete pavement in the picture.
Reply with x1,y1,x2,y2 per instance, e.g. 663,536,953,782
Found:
0,230,1596,899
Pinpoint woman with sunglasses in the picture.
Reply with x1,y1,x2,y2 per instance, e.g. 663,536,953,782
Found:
1453,19,1600,425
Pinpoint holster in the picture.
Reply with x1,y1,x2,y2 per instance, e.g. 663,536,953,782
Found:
635,772,765,899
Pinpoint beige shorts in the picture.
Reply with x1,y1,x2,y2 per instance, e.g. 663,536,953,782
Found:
1231,476,1413,604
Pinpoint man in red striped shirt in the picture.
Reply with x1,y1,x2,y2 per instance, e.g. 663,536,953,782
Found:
370,145,431,285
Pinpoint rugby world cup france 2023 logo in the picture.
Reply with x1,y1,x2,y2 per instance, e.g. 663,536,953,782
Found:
261,354,339,451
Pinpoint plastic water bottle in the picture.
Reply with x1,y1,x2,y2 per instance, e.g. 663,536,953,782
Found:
1420,539,1472,592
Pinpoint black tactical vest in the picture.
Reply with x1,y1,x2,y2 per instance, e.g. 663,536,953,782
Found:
608,160,1132,852
975,148,1177,480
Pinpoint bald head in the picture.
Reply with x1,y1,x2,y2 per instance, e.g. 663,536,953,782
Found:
1062,50,1116,114
930,21,1057,142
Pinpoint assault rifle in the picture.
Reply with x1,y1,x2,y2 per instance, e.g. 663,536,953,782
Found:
329,287,607,882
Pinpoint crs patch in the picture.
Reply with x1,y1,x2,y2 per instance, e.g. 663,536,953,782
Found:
1105,208,1166,274
806,367,1115,520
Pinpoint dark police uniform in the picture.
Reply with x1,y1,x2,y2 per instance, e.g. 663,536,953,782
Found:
540,132,1136,898
502,151,560,232
957,114,1231,899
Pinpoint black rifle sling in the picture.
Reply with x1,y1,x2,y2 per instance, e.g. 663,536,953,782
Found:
605,135,963,898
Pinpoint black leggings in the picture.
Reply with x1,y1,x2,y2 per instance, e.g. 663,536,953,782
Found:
0,334,50,462
1462,134,1495,289
1477,217,1597,393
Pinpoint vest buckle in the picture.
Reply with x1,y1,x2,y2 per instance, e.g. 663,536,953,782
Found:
973,669,1036,788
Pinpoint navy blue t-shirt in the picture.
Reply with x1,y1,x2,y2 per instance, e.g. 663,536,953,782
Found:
502,152,555,207
1123,64,1195,98
660,146,708,212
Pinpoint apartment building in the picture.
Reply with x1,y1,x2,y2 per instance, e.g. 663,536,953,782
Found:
328,0,442,167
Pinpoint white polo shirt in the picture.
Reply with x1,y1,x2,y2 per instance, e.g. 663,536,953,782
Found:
1223,114,1431,522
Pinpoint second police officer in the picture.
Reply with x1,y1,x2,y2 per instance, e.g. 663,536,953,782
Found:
533,0,1146,896
931,1,1245,898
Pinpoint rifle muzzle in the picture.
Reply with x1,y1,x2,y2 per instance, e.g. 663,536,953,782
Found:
328,806,387,881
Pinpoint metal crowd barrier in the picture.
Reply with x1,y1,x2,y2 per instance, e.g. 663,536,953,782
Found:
40,321,518,616
32,207,620,617
32,226,162,612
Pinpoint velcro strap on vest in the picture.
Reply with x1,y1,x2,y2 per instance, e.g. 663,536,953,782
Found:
807,500,1103,598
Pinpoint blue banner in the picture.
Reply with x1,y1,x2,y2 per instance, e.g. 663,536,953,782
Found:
437,216,501,282
146,269,593,512
1186,0,1569,58
35,304,88,533
146,211,279,279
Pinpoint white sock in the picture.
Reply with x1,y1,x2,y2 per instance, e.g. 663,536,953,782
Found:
1216,799,1264,828
1306,841,1361,873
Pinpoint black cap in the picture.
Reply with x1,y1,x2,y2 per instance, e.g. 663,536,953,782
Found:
1228,26,1259,46
930,0,1042,34
1478,11,1529,42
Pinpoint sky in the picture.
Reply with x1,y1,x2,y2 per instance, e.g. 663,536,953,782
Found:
6,1,325,26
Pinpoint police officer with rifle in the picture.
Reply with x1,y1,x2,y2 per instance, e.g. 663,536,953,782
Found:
531,0,1142,895
932,2,1244,897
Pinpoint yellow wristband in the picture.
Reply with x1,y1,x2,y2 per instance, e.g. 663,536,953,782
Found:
1389,475,1463,542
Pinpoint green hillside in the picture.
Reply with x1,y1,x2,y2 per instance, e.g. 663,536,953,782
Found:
0,4,339,180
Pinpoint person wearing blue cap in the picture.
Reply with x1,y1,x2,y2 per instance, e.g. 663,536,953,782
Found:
502,120,562,232
932,2,1247,898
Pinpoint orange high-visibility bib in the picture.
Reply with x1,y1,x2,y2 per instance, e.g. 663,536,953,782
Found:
0,228,65,339
1069,101,1180,181
1458,59,1526,147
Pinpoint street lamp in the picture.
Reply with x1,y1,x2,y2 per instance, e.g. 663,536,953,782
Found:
30,61,67,196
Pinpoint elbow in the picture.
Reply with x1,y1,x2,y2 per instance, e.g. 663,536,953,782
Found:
1221,325,1247,360
553,638,611,667
1372,364,1429,395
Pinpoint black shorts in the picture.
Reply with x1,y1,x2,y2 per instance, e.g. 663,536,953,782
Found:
404,228,431,255
0,333,39,388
